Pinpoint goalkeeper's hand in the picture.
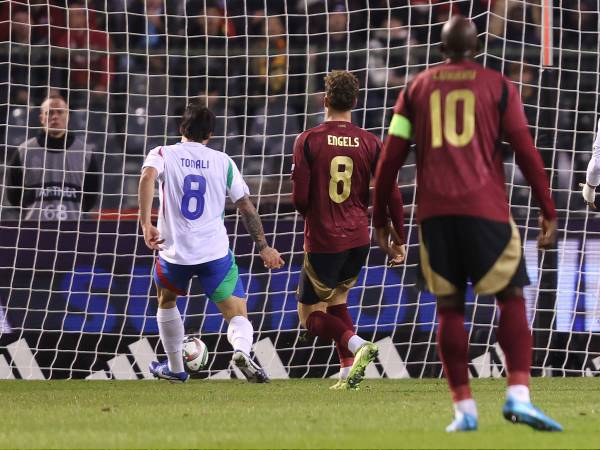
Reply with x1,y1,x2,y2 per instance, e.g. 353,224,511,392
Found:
375,223,406,266
142,223,164,250
580,182,597,209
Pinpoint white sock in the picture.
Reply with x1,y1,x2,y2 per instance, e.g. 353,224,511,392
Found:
507,384,530,403
339,366,351,380
227,315,253,355
347,335,367,354
157,306,185,373
454,399,478,418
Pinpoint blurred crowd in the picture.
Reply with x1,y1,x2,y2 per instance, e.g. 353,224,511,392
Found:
0,0,599,215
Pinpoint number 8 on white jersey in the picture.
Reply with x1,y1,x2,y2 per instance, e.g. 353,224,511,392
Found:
142,141,249,265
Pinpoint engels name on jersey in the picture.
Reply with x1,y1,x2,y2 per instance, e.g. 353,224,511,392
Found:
327,135,360,148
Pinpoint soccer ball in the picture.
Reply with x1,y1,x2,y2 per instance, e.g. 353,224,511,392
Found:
182,336,209,372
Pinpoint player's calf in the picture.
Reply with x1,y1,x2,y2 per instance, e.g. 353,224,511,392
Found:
222,309,270,383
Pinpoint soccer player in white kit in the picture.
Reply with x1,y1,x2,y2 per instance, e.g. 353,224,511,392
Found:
138,102,284,383
582,119,600,208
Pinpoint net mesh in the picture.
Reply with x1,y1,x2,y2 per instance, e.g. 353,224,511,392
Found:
0,0,599,379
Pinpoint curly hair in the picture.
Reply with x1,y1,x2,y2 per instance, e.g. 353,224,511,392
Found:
324,70,359,112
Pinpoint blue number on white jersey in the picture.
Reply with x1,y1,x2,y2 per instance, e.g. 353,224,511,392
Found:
180,174,207,220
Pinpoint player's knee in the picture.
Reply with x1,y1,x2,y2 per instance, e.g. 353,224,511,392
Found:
158,299,176,310
298,314,307,329
298,303,312,328
157,287,177,309
217,296,247,322
496,286,523,302
297,302,326,328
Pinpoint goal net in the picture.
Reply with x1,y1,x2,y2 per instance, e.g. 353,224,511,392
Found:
0,0,599,380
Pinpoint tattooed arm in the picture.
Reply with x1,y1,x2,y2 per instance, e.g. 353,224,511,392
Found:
235,196,268,250
235,196,284,269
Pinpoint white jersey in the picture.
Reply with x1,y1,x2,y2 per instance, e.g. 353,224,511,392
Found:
142,141,249,265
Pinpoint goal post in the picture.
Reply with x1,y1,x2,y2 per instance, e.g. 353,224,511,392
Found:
0,1,599,380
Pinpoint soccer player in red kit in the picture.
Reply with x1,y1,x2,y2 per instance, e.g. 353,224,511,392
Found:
373,17,562,431
292,70,404,390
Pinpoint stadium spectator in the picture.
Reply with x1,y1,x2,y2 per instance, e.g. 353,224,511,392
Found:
6,95,100,221
488,1,540,50
194,91,243,157
312,4,357,74
369,15,411,88
127,0,184,50
307,4,367,124
0,4,62,107
0,0,66,43
128,0,166,49
250,15,288,98
186,4,231,96
0,5,51,145
243,14,300,174
365,14,412,130
5,9,37,105
507,63,537,123
53,2,113,109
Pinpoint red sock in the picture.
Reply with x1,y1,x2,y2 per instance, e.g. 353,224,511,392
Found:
306,311,354,350
437,305,472,402
496,295,532,386
327,304,355,367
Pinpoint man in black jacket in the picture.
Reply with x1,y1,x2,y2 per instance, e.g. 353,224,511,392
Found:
6,95,99,221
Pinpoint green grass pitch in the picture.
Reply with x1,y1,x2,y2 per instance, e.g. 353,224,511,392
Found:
0,378,598,449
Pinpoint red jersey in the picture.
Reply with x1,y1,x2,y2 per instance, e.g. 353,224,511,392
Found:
373,59,556,235
292,121,399,253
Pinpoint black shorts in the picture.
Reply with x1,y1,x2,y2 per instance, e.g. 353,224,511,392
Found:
418,216,530,296
297,245,370,305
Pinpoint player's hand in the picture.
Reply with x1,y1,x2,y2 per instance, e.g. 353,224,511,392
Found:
376,224,407,266
142,223,165,250
259,246,285,270
579,182,597,209
537,216,557,250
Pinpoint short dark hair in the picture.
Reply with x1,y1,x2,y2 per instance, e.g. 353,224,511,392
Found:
179,101,215,141
41,94,67,106
324,70,359,112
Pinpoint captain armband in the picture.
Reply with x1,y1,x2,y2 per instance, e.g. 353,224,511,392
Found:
388,114,412,140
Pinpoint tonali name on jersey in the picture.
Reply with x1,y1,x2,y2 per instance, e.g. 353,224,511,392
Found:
142,141,249,265
180,158,209,169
